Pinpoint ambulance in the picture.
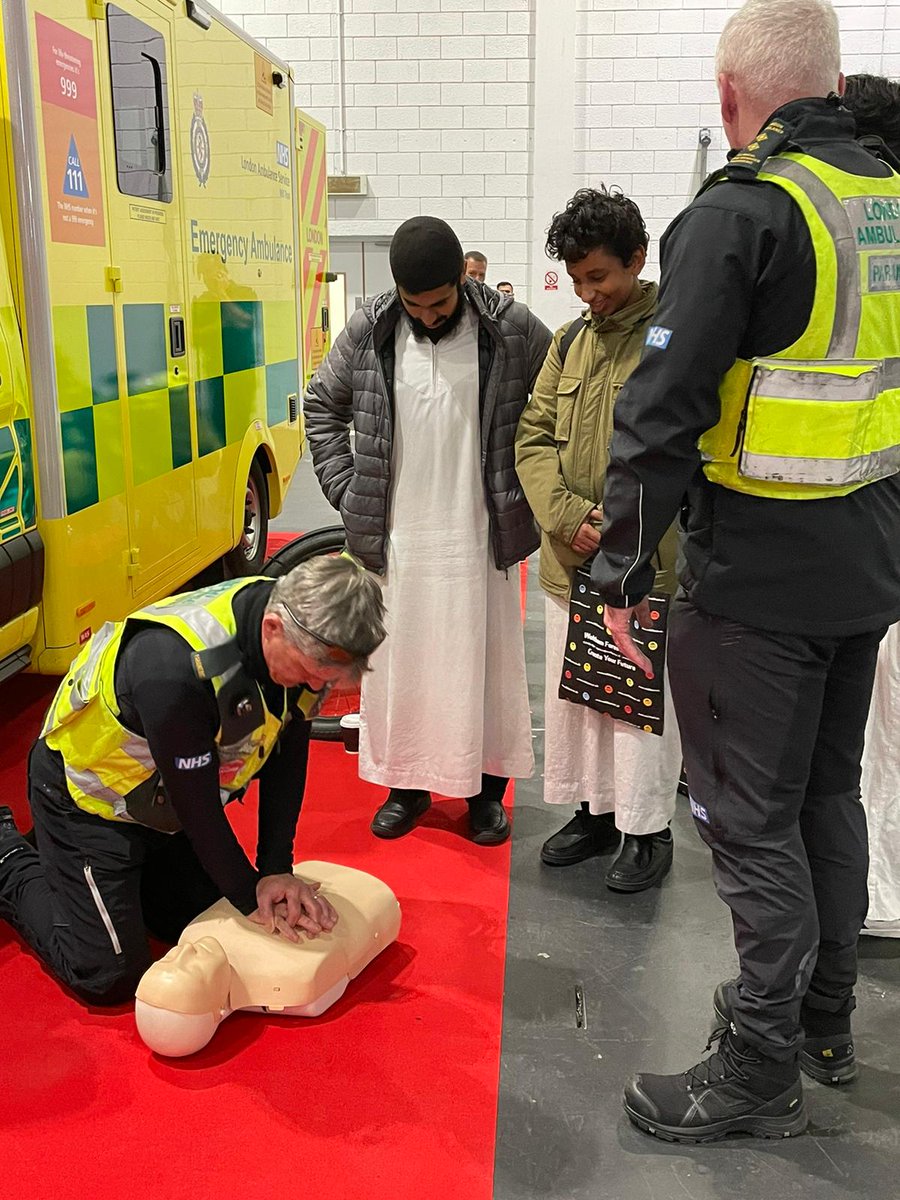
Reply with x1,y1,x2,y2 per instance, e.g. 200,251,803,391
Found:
0,0,330,680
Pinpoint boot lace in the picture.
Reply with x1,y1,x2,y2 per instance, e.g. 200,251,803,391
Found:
683,1024,751,1091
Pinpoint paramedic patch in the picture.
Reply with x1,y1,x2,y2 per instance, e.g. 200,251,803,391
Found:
646,325,672,349
868,254,900,293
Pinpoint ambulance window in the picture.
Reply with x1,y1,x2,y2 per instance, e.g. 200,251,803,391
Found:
107,6,172,203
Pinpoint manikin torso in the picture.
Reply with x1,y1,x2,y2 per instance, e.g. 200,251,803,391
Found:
135,862,401,1056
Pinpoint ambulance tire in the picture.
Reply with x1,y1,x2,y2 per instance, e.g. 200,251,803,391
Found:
223,459,269,577
262,526,349,742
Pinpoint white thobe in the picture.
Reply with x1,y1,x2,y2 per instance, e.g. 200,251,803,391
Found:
358,308,534,797
861,622,900,936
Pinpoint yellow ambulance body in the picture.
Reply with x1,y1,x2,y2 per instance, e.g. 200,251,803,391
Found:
0,0,317,678
295,109,330,390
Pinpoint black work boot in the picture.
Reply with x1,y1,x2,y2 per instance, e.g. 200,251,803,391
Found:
623,1027,807,1143
606,827,673,892
714,978,858,1085
540,804,620,866
370,789,431,839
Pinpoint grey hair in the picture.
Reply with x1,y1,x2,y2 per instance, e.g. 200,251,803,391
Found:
716,0,841,112
267,554,387,678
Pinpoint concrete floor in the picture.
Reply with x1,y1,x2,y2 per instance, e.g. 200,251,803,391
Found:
279,450,900,1199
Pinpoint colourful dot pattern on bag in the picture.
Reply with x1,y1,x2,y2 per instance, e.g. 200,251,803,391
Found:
560,578,669,740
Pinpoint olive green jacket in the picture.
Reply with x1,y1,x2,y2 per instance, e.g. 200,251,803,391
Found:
515,281,678,600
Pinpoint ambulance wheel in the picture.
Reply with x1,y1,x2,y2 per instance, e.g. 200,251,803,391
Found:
224,459,269,577
262,526,355,743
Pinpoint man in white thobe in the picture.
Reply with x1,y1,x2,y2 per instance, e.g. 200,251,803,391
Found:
304,217,552,844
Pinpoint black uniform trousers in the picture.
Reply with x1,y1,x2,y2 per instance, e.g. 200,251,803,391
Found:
0,740,222,1006
668,594,885,1060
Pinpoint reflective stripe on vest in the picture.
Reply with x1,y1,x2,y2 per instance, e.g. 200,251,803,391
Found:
42,579,295,824
701,152,900,499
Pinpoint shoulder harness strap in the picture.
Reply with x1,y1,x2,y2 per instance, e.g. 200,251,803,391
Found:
192,639,265,745
559,317,589,368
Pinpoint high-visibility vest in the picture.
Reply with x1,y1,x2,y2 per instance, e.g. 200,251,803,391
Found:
700,151,900,498
42,578,320,828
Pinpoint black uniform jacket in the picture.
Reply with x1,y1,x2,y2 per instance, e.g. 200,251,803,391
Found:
592,97,900,637
113,580,310,914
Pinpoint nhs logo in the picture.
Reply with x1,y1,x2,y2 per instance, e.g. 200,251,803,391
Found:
275,141,290,168
646,325,673,350
689,796,710,825
175,752,213,770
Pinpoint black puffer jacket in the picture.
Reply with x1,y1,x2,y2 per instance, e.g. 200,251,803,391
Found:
304,280,553,573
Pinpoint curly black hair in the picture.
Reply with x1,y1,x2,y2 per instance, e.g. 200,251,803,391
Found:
843,74,900,160
545,186,648,266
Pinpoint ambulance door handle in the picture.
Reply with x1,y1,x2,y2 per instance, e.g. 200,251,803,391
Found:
169,316,186,358
321,306,329,333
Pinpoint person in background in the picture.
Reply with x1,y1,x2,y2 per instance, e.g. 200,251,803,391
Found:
842,71,900,937
497,281,515,297
464,250,488,283
0,557,385,1005
516,188,681,892
305,217,552,845
592,0,900,1142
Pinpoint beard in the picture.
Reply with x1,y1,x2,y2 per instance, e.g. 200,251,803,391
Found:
407,285,466,343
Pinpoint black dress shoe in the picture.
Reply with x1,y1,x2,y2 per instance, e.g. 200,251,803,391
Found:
541,804,620,866
713,978,858,1085
467,799,510,846
606,829,673,892
370,789,431,839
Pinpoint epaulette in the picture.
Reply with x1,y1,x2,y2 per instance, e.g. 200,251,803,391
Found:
725,118,795,181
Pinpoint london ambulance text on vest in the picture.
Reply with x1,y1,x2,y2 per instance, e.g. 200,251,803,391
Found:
854,196,900,247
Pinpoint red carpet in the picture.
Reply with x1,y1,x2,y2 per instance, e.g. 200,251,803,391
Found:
0,543,522,1200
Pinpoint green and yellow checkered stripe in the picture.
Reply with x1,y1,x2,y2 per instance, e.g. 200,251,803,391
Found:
193,297,299,458
54,300,298,515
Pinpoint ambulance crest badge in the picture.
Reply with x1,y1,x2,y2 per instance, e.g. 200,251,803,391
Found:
190,92,211,187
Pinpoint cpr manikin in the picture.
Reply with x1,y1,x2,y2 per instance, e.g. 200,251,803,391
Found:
135,862,401,1056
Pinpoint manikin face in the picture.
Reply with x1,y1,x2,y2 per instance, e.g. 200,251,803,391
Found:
149,939,232,1013
565,245,646,318
464,257,487,283
261,612,354,691
397,279,462,331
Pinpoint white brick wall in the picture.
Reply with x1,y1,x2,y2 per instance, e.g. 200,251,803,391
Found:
218,0,536,297
575,0,892,278
217,0,892,302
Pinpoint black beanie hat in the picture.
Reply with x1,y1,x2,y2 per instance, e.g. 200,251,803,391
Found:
389,216,465,294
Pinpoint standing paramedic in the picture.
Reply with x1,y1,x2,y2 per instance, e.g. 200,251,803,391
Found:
591,0,900,1142
0,557,386,1005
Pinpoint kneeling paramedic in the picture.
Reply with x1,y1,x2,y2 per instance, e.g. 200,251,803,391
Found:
0,555,386,1006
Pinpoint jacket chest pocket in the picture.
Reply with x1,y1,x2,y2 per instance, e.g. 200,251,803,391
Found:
555,376,582,443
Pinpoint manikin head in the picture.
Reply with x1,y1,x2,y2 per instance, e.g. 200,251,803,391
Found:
389,216,468,339
716,0,844,150
545,187,648,319
261,554,386,691
135,938,232,1056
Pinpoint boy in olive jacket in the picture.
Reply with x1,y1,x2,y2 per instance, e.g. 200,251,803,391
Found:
516,188,682,892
